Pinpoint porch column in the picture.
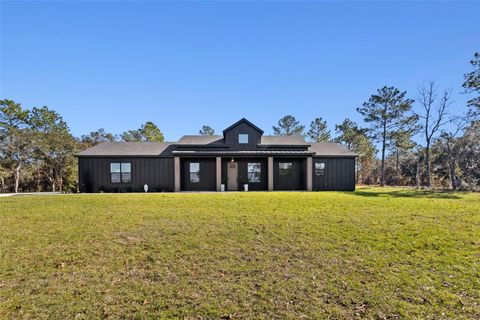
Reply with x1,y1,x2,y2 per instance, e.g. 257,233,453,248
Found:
216,157,222,191
306,156,313,191
174,157,181,192
268,157,274,191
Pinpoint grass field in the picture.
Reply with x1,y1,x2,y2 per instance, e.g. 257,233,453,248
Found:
1,188,479,319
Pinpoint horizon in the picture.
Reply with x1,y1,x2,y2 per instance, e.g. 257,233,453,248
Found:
1,1,479,144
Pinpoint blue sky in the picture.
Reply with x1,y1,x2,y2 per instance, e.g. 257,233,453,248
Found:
1,1,479,141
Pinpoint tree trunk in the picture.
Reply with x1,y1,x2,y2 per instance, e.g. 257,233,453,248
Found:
395,147,400,185
1,177,5,193
415,153,421,189
380,125,386,187
36,168,41,192
449,159,457,190
14,162,21,193
425,141,431,188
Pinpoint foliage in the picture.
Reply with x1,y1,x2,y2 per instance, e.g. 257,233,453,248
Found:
121,121,164,142
307,117,330,142
1,189,479,318
272,115,305,136
199,125,215,135
463,52,480,113
80,128,117,148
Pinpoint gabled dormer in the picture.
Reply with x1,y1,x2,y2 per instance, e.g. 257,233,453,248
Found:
223,118,264,149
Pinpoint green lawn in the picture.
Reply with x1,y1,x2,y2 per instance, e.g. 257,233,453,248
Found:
1,188,479,319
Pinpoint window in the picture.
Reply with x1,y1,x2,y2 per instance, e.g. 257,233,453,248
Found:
110,162,131,183
315,162,325,176
121,163,131,182
238,134,248,144
189,162,200,183
279,162,292,176
247,163,261,183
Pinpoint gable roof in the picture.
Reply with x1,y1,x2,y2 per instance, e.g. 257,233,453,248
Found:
222,118,264,134
259,135,309,146
78,142,173,156
308,142,358,157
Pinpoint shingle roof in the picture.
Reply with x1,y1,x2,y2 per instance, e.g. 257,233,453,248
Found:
172,150,314,155
259,135,308,146
176,135,223,145
78,142,173,156
309,142,358,157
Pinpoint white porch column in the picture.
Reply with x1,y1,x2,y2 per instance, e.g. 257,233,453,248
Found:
216,157,222,191
306,156,313,191
174,157,181,192
268,157,274,191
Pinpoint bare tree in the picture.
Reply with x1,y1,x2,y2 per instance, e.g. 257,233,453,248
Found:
416,82,452,188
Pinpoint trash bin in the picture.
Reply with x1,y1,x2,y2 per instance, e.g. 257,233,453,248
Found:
221,184,225,192
243,184,249,192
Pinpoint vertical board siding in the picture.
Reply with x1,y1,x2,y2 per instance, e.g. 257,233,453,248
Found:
312,157,355,191
273,158,307,190
78,157,174,193
180,158,216,191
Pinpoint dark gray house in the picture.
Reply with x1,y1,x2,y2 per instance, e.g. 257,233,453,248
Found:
78,118,357,192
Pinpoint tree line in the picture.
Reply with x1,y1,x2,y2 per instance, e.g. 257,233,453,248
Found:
1,53,479,192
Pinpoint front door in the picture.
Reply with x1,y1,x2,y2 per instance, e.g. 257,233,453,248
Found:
227,162,238,191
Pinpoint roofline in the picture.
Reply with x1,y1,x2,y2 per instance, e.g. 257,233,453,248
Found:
222,118,264,134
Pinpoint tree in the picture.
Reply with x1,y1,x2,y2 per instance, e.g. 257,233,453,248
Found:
416,82,451,188
357,86,416,186
463,52,480,114
0,99,31,193
121,121,164,142
307,117,330,142
199,125,215,135
30,106,77,192
389,127,417,185
335,119,376,184
272,115,305,136
81,128,117,147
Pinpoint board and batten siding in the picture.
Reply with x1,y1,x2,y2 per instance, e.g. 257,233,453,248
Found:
78,157,174,193
312,157,355,191
180,158,217,191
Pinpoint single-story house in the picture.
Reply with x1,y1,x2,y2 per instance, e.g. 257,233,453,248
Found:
77,118,357,192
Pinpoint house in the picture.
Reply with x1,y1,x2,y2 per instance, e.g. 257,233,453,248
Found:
77,118,357,192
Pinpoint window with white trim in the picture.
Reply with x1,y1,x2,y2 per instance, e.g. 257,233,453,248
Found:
190,162,200,183
247,163,261,183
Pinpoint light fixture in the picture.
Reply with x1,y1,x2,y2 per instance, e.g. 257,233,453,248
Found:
231,157,234,162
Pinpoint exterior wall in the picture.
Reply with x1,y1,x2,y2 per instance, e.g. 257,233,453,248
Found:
181,158,216,191
221,158,268,191
312,157,355,191
273,158,307,190
78,157,174,193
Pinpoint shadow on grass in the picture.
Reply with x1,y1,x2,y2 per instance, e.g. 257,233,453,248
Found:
351,189,462,200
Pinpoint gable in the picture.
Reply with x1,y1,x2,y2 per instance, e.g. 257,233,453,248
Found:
223,118,263,148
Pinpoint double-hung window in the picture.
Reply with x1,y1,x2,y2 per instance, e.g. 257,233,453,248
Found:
315,162,325,176
247,163,261,183
110,162,131,183
190,162,200,183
